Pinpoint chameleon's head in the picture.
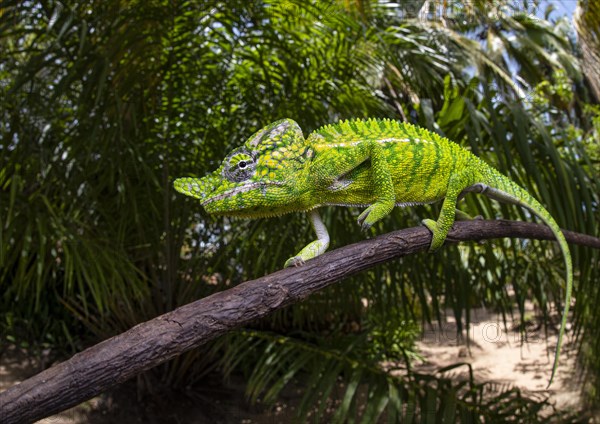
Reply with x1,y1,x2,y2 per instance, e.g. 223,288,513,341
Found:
174,119,312,218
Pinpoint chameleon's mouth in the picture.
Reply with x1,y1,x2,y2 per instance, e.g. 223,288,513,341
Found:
201,181,259,206
202,181,285,207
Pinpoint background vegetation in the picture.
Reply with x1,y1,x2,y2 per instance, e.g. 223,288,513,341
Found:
1,0,599,421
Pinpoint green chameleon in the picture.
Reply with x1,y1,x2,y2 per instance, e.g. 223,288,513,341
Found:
174,118,572,387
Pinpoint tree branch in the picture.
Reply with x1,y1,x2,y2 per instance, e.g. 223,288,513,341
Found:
1,220,599,423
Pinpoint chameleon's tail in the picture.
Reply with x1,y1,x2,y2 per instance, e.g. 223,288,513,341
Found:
477,166,572,388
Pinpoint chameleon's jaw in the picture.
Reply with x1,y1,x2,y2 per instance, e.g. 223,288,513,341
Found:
174,175,292,217
174,175,248,207
199,180,260,207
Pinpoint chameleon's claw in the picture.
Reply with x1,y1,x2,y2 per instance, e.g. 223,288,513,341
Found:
358,201,394,231
357,208,370,227
357,212,373,231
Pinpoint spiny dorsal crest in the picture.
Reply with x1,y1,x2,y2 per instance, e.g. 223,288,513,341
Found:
313,118,450,146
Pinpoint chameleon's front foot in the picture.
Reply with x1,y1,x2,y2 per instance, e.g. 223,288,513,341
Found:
422,218,447,252
284,256,305,268
284,210,330,268
284,239,329,268
357,200,394,231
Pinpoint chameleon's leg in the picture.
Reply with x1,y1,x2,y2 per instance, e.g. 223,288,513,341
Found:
454,209,477,221
455,208,485,221
284,209,330,268
454,183,486,221
357,142,395,230
422,175,468,251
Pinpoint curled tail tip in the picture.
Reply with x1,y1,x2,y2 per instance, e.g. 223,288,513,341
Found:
548,299,571,389
547,360,559,389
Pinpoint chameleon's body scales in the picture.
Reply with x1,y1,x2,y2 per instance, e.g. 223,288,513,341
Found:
174,118,572,387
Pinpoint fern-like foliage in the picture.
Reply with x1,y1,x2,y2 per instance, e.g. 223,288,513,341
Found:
217,328,576,423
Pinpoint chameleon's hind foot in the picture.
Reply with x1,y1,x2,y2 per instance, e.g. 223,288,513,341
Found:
422,218,447,252
454,209,483,221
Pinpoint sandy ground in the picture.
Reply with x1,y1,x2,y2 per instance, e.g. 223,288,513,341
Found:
412,303,582,413
0,301,593,423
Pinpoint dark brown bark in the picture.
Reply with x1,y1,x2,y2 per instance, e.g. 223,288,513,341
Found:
1,220,599,423
575,0,600,102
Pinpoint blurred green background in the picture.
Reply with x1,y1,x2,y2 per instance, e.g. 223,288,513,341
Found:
1,0,599,421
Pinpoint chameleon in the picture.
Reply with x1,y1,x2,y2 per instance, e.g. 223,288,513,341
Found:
174,118,572,387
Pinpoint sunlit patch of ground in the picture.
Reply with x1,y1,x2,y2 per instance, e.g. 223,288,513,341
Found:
412,302,582,414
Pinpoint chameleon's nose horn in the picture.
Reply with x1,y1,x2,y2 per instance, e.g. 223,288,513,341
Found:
173,176,213,200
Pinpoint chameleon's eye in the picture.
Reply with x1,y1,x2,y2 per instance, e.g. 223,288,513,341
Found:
223,149,256,182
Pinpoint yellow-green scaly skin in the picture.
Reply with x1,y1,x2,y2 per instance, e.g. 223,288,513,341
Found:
174,118,572,387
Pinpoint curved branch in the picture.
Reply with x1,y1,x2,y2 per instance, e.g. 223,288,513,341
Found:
1,220,598,423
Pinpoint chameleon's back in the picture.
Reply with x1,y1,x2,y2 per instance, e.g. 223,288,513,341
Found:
306,119,478,207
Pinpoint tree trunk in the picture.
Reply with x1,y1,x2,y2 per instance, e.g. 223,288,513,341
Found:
575,0,600,102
